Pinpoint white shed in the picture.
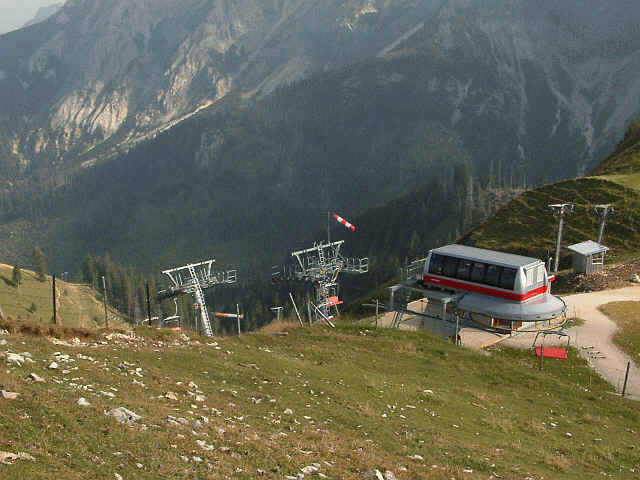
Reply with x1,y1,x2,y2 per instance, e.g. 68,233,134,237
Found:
567,241,609,274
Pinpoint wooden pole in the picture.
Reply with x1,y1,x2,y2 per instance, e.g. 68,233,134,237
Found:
146,283,151,327
102,275,109,329
52,275,57,325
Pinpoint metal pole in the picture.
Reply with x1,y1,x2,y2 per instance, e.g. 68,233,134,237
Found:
146,283,151,327
307,301,312,326
327,211,330,244
289,293,304,327
455,313,459,345
622,361,631,396
554,213,564,274
236,304,241,335
539,343,544,371
375,299,379,328
52,275,57,325
102,275,108,329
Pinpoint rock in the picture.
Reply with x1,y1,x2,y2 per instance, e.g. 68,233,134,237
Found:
384,471,398,480
188,381,198,390
48,362,59,370
1,390,20,400
0,328,9,335
115,474,123,480
408,454,424,461
195,394,205,402
0,451,35,464
6,353,25,366
28,372,45,383
0,339,6,346
630,273,640,283
104,407,142,424
284,408,293,415
362,470,384,479
565,432,573,438
301,465,319,474
164,391,178,400
77,397,91,407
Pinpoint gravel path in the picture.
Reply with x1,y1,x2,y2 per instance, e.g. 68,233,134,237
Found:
502,286,640,400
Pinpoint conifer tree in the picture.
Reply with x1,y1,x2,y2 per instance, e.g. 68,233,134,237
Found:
32,247,47,282
12,265,21,287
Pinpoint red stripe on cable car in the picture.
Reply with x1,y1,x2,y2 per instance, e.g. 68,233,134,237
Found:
423,275,547,302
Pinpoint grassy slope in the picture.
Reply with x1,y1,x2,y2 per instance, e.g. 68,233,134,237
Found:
599,301,640,360
0,325,638,479
462,177,640,267
0,263,124,328
463,130,640,270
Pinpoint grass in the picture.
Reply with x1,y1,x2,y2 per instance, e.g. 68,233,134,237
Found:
599,301,640,360
0,324,638,479
0,263,125,329
462,177,640,269
596,173,640,192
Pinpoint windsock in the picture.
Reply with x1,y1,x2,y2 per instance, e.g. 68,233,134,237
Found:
333,213,356,231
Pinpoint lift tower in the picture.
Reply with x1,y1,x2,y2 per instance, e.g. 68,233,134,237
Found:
157,259,237,337
286,240,368,324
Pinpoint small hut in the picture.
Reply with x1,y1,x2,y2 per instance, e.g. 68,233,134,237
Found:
567,240,609,274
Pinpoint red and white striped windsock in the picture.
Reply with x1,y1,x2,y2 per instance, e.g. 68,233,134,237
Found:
333,213,356,231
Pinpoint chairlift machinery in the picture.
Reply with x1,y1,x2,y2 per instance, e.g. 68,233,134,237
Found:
157,259,237,336
273,240,368,325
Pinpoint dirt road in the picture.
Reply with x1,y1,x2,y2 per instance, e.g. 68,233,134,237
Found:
502,286,640,400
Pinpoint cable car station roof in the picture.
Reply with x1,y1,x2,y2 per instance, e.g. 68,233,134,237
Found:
431,244,542,268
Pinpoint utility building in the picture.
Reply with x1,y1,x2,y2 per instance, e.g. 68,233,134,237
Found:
567,240,609,274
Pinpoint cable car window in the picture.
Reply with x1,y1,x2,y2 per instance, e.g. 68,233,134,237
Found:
484,265,502,286
456,260,473,281
498,267,517,290
443,256,459,277
428,254,444,275
470,262,486,283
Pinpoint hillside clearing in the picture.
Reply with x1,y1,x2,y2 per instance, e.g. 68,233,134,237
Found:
0,324,638,479
0,263,125,329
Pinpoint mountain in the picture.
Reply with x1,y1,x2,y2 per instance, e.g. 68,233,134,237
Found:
2,0,640,181
2,0,640,284
23,3,63,29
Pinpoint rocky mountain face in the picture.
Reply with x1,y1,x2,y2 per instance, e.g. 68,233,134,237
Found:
1,0,639,182
23,3,64,29
1,0,640,275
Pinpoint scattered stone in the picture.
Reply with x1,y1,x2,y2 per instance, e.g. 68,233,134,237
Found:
408,454,424,461
0,339,6,346
630,273,640,283
0,451,35,464
301,465,319,475
77,397,91,407
188,381,198,390
566,432,573,438
28,372,45,383
105,407,142,424
423,389,434,395
164,391,178,401
115,474,123,480
0,328,9,335
195,394,205,402
6,353,25,366
384,471,398,480
363,470,384,479
1,390,20,400
284,408,293,415
48,362,59,370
